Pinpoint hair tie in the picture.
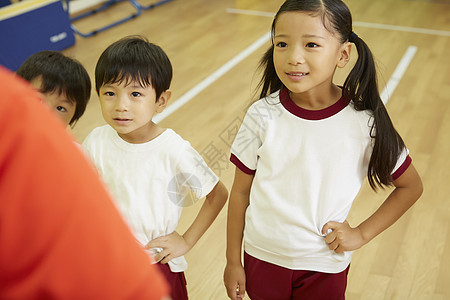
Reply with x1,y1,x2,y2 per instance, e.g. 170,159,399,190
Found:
349,32,358,43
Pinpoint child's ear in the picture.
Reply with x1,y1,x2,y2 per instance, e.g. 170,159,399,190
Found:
155,89,171,113
337,42,351,69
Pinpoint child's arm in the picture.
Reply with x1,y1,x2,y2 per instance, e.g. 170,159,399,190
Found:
146,180,228,263
224,168,254,300
322,163,423,253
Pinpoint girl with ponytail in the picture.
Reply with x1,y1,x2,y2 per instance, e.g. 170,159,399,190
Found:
225,1,423,299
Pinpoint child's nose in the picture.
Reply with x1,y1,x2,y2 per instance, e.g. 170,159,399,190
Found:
288,47,306,65
115,95,130,111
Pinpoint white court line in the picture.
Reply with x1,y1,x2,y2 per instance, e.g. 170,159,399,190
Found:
154,31,271,123
381,46,418,104
226,8,275,18
353,21,450,37
227,8,450,37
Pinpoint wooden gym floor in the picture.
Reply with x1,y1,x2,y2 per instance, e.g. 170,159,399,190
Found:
63,0,450,299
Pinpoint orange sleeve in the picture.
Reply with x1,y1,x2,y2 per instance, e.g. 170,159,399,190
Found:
0,67,169,299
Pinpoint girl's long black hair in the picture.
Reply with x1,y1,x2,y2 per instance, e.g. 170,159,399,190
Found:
257,0,406,190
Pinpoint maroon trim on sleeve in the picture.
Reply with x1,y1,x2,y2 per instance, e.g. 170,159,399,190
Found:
230,153,256,175
392,155,412,181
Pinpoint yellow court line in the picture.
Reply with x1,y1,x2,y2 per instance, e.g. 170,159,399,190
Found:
0,0,58,20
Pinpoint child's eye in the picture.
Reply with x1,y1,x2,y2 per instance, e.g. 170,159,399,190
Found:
306,42,319,48
104,91,115,96
276,42,288,48
56,106,67,112
131,92,142,97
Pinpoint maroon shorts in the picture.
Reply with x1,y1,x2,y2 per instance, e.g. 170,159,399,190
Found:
156,263,188,300
244,252,349,300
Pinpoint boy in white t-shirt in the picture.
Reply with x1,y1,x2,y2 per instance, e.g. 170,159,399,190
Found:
82,36,228,300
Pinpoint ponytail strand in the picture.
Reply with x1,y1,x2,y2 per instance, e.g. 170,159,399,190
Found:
344,34,406,190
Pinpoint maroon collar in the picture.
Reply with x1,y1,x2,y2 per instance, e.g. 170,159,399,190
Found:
279,88,349,120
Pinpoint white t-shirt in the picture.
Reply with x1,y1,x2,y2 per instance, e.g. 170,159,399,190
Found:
83,125,219,272
231,89,411,273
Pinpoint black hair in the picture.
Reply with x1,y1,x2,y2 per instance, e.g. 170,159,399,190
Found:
16,51,91,127
257,0,406,190
95,36,172,101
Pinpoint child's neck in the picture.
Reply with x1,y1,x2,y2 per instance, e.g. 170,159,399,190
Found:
289,85,342,110
118,123,166,144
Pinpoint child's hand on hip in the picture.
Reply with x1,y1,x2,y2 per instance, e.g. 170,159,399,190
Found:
145,231,190,264
322,221,365,253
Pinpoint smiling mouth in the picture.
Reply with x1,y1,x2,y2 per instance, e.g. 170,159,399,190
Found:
287,72,308,76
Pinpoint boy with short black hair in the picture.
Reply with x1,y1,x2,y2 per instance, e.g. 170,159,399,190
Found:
82,36,228,299
17,50,91,127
